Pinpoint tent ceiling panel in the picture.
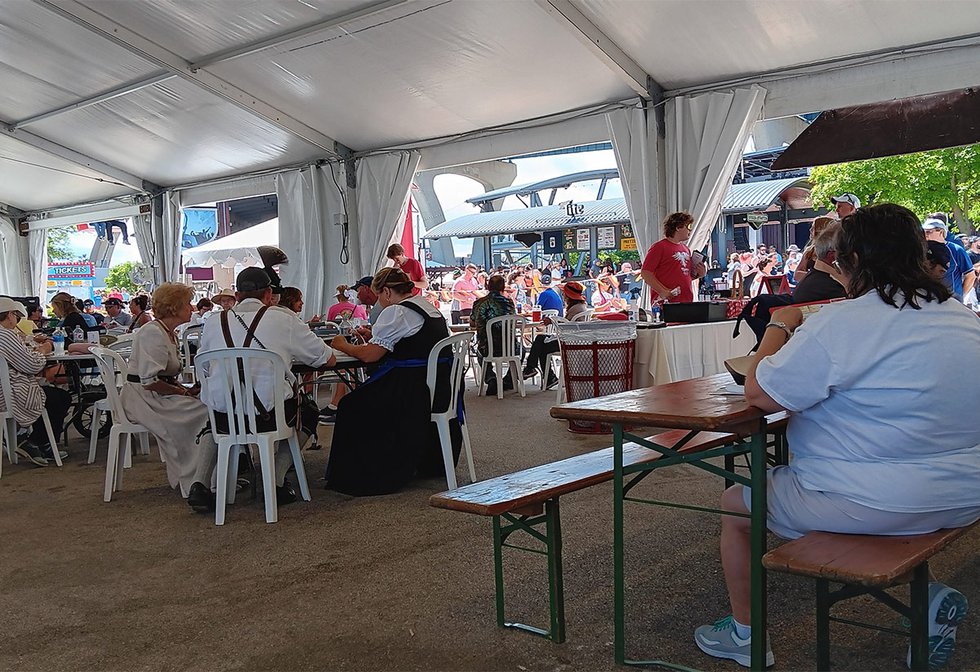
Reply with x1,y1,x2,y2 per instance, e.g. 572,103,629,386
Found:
82,0,367,63
29,78,326,187
0,133,132,212
580,0,980,91
210,0,635,148
0,1,159,120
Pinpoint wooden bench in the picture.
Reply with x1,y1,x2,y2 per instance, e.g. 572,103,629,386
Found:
763,522,978,670
431,427,750,643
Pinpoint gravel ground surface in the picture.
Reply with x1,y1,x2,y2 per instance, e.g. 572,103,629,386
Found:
1,379,977,671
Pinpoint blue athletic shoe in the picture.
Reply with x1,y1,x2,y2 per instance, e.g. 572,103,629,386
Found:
908,583,969,670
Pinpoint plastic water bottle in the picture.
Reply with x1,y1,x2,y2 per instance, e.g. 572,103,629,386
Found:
652,304,662,324
72,325,85,344
628,297,639,322
52,327,66,355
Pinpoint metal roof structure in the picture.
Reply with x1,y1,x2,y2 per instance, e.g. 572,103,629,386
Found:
2,1,979,216
466,169,621,206
425,176,810,239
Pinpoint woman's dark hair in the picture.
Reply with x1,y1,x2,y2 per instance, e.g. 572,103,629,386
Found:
196,298,213,311
130,295,150,312
279,287,302,310
836,203,951,309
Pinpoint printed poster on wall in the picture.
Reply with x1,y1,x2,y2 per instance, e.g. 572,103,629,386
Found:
575,228,591,251
620,237,637,251
542,230,563,254
597,226,617,250
620,223,634,239
563,229,576,251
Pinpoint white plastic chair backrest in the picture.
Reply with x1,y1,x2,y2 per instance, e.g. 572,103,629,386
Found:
194,348,289,440
0,356,15,418
485,315,526,358
541,309,560,336
89,347,130,420
426,332,473,414
570,309,593,322
180,324,202,365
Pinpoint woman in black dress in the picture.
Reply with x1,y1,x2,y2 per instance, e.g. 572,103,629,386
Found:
325,268,461,496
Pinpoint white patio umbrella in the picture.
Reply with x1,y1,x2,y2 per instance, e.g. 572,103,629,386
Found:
181,218,278,268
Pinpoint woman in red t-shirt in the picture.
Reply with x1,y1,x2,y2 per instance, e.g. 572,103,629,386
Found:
640,211,706,303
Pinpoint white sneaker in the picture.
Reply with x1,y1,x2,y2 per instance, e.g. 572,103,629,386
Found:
907,582,969,670
694,615,774,668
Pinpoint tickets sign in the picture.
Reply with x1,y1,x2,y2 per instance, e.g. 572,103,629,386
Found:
47,262,94,279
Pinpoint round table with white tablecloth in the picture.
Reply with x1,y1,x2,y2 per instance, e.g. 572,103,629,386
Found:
631,321,756,388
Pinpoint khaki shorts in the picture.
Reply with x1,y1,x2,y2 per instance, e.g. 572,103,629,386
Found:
743,465,980,540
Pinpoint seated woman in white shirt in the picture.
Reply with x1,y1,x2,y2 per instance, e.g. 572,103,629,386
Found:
325,268,460,496
591,276,626,313
695,204,980,668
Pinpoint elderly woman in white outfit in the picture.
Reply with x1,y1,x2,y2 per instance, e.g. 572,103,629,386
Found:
695,204,980,668
121,283,216,511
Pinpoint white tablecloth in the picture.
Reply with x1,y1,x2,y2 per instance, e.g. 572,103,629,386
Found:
632,320,756,388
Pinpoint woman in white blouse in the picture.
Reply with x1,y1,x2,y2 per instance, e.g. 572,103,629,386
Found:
325,268,459,496
0,297,72,466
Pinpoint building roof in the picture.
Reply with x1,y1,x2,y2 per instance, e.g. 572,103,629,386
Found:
466,169,621,205
424,176,810,239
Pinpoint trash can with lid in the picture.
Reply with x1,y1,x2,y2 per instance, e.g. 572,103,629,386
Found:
556,321,637,433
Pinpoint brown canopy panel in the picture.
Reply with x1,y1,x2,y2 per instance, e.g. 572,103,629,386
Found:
771,88,980,170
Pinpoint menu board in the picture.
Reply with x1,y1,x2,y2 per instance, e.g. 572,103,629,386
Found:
576,228,591,251
597,226,617,250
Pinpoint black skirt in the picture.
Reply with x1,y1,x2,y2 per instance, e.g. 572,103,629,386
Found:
324,365,462,496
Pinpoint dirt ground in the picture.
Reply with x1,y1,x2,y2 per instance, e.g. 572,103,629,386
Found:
2,381,978,672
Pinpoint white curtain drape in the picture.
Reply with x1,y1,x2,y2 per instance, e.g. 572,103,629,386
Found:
28,228,48,298
0,215,29,296
666,85,767,252
353,151,420,278
134,191,182,286
277,164,350,319
606,105,663,255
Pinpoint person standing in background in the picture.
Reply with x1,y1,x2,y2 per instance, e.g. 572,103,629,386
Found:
640,211,706,304
387,244,427,296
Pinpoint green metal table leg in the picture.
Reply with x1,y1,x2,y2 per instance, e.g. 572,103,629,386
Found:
613,422,626,665
749,425,769,671
493,515,505,628
545,499,567,643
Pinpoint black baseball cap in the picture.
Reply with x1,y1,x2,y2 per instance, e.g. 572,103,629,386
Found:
352,276,374,290
104,297,124,307
236,267,272,291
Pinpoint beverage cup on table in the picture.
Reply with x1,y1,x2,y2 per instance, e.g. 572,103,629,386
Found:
531,308,541,322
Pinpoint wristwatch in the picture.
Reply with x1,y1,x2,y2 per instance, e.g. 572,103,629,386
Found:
766,321,794,338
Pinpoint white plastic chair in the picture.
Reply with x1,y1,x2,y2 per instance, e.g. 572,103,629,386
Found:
87,348,158,467
195,348,311,525
89,348,155,501
179,324,202,383
570,309,593,322
0,356,62,475
478,315,527,400
426,332,476,490
537,310,561,390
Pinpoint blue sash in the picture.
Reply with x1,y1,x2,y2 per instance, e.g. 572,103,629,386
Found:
364,356,464,424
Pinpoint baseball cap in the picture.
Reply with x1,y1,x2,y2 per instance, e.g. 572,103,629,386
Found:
352,275,374,290
104,297,124,307
926,240,951,269
831,193,861,208
83,298,95,307
235,267,271,292
787,244,800,252
922,217,949,233
0,297,28,317
540,273,552,286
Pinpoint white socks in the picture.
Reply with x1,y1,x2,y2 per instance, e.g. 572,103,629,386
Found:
733,618,752,639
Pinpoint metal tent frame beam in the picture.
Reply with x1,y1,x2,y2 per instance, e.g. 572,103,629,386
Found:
0,125,155,193
34,0,343,157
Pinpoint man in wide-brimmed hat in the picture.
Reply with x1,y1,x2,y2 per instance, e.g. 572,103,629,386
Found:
210,288,236,311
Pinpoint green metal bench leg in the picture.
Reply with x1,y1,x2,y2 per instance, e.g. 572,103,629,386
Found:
816,578,832,671
491,500,567,643
545,499,567,643
909,563,930,672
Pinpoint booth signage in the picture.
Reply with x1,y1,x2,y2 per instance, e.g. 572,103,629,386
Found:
563,229,577,251
620,237,637,251
575,228,591,251
746,212,769,224
47,262,94,279
543,230,563,254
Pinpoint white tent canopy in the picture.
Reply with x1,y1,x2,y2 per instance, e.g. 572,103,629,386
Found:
181,218,278,268
4,1,980,296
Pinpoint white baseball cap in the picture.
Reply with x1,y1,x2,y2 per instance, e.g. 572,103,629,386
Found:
922,217,949,233
831,193,861,208
0,297,28,317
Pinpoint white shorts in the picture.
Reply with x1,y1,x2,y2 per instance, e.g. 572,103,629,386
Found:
743,465,980,540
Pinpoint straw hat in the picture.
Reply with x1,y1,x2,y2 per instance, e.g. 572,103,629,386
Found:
211,288,235,301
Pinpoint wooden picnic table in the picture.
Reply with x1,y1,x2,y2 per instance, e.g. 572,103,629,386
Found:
551,372,771,670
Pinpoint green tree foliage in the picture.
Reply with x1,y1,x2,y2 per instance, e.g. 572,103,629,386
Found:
809,144,980,234
46,227,73,260
104,261,141,294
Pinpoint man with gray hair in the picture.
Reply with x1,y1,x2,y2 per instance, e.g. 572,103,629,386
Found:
791,220,847,304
